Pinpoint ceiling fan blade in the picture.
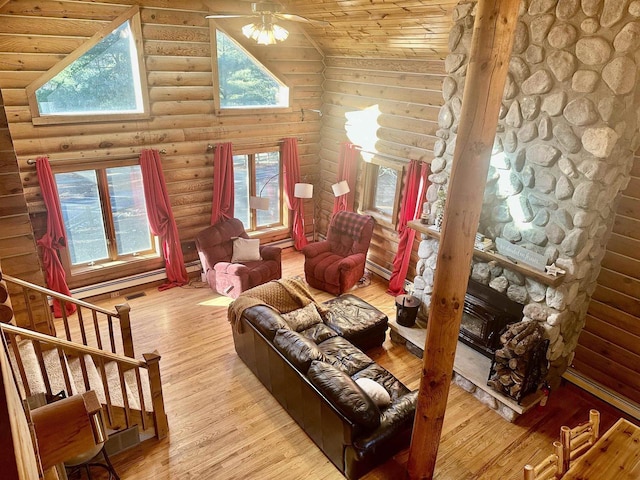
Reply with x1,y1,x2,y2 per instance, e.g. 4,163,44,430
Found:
205,14,255,19
275,13,330,26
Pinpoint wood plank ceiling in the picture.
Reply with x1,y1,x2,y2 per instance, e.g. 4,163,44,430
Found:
206,0,461,59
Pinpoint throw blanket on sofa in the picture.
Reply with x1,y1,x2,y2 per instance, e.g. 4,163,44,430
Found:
228,277,326,332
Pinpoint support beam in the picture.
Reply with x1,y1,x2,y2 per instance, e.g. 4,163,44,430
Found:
406,0,521,478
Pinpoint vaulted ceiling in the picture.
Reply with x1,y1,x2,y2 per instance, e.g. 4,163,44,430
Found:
206,0,460,59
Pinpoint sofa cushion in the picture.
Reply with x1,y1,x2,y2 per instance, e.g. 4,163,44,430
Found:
355,378,391,408
318,336,374,376
300,324,338,344
352,364,411,403
243,306,291,340
273,329,327,373
281,303,324,332
308,360,380,430
231,237,261,262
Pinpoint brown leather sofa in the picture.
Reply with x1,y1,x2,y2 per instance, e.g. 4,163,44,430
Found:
232,299,417,479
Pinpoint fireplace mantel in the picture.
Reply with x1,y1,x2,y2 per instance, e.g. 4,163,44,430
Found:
407,220,565,287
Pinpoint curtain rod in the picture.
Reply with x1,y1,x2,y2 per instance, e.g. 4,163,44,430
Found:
26,149,167,165
355,147,410,164
207,138,304,151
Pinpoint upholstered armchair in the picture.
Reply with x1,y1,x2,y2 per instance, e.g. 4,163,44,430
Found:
302,211,374,295
195,218,282,298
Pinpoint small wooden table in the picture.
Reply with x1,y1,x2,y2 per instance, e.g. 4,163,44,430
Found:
563,418,640,479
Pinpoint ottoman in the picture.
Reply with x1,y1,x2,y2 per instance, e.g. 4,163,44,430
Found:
321,294,388,351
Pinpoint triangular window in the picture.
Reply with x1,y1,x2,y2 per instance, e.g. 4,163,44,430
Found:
215,30,289,109
27,6,148,124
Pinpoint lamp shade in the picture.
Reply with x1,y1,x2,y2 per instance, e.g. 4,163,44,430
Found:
294,183,314,199
249,196,270,210
331,180,350,197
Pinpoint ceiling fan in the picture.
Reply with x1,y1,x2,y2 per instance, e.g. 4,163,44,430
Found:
206,1,329,45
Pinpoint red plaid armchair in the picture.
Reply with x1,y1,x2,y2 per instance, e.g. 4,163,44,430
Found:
301,211,374,295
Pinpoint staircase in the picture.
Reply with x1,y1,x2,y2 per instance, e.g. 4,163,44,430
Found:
0,273,168,446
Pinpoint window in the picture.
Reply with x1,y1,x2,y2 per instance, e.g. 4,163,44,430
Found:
26,6,148,124
234,150,284,233
361,160,403,226
215,30,289,110
55,165,156,269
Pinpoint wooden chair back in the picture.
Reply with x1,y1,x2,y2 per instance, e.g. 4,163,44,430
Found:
560,409,600,472
523,440,564,480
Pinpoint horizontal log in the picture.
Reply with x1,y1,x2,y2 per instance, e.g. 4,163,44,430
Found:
143,40,210,57
601,251,640,280
1,0,126,19
324,66,444,91
591,284,640,317
583,314,640,356
325,56,445,74
323,79,445,107
573,347,640,403
597,268,640,300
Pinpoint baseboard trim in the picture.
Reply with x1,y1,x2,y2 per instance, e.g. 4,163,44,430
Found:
563,368,640,420
71,260,202,299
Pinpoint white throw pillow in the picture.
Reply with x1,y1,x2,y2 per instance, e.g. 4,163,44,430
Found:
355,378,391,408
231,237,261,262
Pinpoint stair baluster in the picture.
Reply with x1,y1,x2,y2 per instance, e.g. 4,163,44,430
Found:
55,345,73,395
133,368,147,431
7,332,31,398
117,363,132,429
108,314,116,354
96,356,115,426
31,341,52,399
92,310,103,351
77,307,88,346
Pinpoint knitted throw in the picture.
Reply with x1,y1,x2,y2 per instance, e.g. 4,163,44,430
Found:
228,277,325,332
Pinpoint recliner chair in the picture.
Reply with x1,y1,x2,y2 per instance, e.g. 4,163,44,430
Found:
195,218,282,298
302,211,374,295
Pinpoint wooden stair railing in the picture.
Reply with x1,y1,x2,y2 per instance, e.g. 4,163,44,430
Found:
1,323,168,441
3,274,134,358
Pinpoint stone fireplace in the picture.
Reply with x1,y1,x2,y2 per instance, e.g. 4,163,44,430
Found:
401,0,639,417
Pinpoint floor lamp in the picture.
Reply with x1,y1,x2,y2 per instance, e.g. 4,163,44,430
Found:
294,183,314,241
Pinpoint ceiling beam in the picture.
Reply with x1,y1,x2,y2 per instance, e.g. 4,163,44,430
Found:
406,0,521,478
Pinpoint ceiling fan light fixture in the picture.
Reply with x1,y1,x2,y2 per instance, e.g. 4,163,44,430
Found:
242,18,288,45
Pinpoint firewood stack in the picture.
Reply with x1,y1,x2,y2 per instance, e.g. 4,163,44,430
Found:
487,320,548,402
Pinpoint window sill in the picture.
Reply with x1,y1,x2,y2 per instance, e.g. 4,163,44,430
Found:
360,210,397,230
68,254,163,288
246,225,289,239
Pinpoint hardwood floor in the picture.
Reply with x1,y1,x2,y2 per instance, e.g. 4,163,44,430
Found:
73,249,629,479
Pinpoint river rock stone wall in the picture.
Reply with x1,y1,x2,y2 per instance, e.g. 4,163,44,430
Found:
415,0,639,386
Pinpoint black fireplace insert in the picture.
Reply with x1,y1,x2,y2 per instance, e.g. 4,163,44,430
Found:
459,279,524,358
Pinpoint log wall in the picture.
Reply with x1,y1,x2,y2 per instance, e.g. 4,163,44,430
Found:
575,155,640,405
319,56,444,275
0,89,50,332
0,0,323,289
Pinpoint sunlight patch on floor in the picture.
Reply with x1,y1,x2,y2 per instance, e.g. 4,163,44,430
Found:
199,296,233,307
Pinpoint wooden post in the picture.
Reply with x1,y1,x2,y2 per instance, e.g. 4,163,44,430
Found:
406,0,520,478
143,351,168,439
116,303,134,358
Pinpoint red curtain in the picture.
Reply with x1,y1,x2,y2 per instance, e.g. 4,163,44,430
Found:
332,142,359,215
140,149,188,290
211,142,234,225
387,160,430,296
281,138,308,250
36,157,77,318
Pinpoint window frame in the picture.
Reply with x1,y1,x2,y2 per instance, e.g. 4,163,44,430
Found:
25,6,150,126
53,159,160,280
359,157,404,229
211,26,292,116
234,146,287,235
